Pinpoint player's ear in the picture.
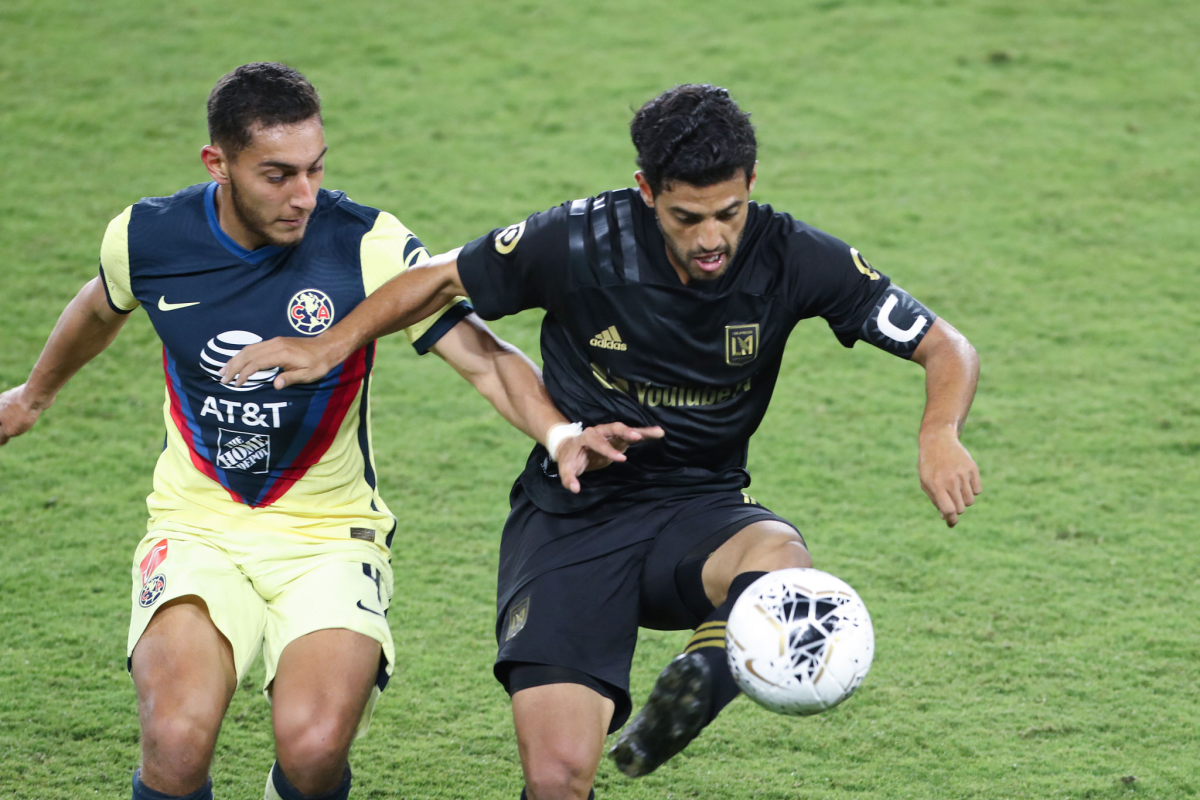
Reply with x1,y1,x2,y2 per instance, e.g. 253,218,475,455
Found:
634,171,655,208
201,144,232,185
747,162,758,194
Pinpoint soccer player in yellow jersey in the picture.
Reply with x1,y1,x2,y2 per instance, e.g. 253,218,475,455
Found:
0,63,639,800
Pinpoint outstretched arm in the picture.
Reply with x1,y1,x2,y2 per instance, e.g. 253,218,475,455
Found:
0,277,130,445
428,315,663,493
910,317,981,527
221,249,467,390
218,241,665,491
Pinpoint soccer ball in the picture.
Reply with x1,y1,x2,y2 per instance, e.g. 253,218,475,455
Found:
726,568,874,715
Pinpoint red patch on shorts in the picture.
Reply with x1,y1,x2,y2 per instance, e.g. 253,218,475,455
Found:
140,539,169,585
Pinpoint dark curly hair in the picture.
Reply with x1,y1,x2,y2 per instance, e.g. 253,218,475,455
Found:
207,62,321,157
630,84,756,196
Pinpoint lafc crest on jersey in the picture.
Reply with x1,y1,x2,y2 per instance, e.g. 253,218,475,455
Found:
725,324,759,366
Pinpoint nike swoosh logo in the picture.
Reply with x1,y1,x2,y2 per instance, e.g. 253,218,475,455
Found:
356,600,385,618
158,296,201,311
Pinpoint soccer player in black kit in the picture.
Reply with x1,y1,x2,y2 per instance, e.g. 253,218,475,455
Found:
223,84,982,800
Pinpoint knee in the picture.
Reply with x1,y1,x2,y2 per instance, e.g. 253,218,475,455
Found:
524,745,597,800
140,711,219,785
274,704,357,787
741,531,811,573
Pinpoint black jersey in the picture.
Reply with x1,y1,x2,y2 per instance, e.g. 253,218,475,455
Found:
457,188,935,513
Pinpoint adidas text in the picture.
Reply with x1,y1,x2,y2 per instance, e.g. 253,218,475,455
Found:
589,325,628,351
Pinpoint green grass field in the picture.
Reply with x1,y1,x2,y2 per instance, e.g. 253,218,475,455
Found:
2,0,1197,797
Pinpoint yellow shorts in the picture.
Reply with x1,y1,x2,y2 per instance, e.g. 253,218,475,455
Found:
127,527,394,735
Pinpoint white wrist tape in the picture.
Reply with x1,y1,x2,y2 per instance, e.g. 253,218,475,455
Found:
545,422,583,462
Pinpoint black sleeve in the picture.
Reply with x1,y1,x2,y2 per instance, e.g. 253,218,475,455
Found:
456,204,571,320
786,225,936,359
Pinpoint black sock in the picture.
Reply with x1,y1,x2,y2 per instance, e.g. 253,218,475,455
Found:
520,788,594,799
131,770,213,800
682,570,767,726
268,761,351,800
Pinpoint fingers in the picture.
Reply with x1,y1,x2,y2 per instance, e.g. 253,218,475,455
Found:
931,487,960,527
589,423,666,449
272,369,313,390
555,447,586,494
558,422,666,487
960,472,977,508
0,388,35,445
560,459,582,494
582,430,629,463
219,341,270,388
220,340,292,388
924,472,974,528
590,422,665,439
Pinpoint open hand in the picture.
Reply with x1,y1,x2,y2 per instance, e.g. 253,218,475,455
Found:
220,336,336,390
556,422,665,494
918,428,982,527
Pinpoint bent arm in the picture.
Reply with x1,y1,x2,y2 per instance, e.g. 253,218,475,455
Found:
910,317,981,526
429,314,566,444
429,316,667,494
221,249,467,389
325,248,467,363
0,278,130,444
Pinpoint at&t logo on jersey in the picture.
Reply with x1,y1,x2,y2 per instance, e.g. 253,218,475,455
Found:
199,331,279,392
288,289,335,335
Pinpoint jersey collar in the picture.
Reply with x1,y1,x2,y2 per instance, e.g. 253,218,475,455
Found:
204,182,286,265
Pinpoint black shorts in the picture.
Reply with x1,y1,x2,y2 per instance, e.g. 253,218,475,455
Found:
493,484,803,731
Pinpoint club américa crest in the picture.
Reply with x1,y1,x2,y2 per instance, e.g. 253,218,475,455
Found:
138,538,170,608
288,289,335,335
139,574,167,608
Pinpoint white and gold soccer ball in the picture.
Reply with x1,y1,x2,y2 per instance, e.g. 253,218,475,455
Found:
726,568,874,715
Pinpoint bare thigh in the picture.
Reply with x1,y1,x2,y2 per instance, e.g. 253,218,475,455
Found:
130,596,237,795
512,683,614,800
270,628,381,795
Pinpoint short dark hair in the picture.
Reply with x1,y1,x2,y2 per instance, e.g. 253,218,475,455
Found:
207,62,322,157
630,84,756,195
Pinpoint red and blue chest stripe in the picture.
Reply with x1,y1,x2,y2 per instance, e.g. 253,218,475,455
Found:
163,343,372,508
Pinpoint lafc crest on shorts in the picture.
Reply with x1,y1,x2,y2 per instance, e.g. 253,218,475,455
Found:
505,596,531,641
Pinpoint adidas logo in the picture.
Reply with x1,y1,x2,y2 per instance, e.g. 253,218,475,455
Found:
589,325,627,351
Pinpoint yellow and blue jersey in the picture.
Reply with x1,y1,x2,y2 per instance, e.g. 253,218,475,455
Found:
100,182,469,547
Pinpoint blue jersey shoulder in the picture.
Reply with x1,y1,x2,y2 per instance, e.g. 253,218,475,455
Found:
302,190,381,263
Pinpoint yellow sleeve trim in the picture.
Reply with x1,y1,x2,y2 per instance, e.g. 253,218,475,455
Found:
359,211,468,346
100,206,138,311
361,211,425,295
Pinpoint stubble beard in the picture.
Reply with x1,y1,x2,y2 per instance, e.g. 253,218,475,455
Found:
661,226,736,283
229,178,305,249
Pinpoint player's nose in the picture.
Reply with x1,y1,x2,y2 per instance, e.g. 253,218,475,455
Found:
697,218,723,251
292,176,318,212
